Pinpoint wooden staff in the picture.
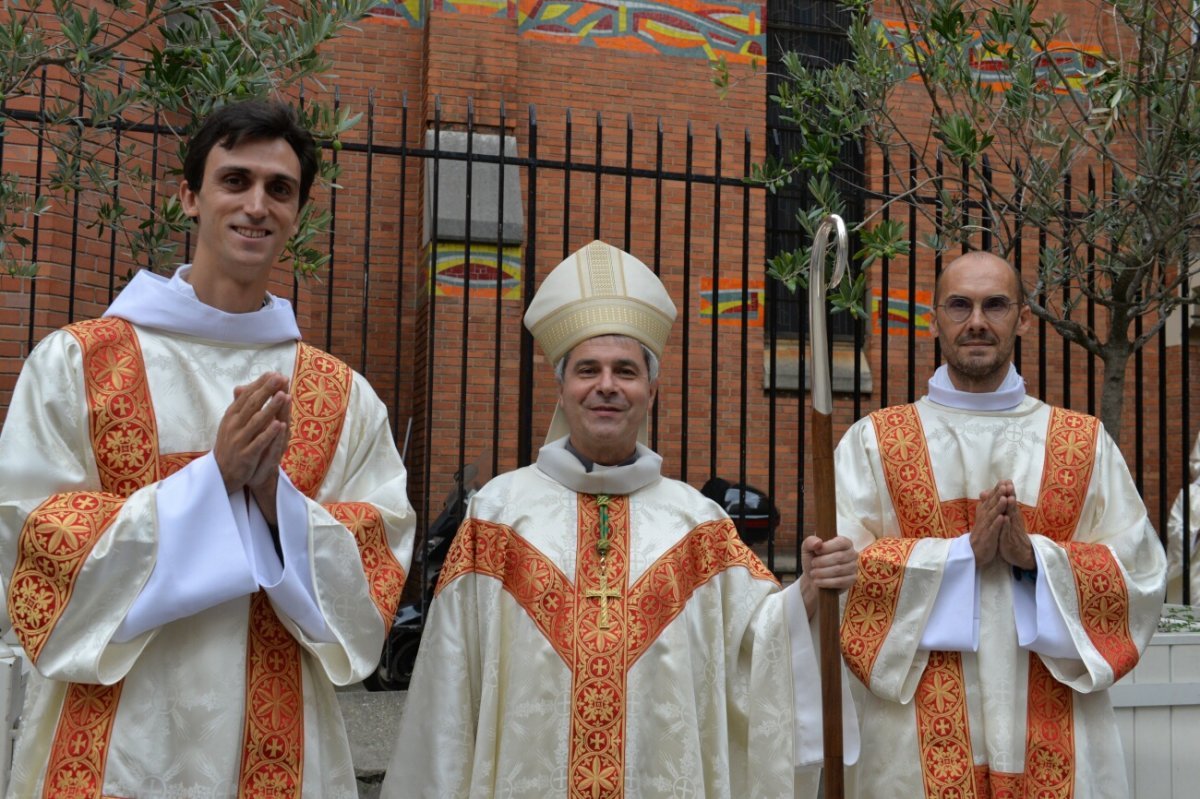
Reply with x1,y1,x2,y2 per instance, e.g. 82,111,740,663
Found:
808,213,849,798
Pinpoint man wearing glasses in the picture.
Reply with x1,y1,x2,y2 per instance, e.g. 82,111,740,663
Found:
834,250,1165,798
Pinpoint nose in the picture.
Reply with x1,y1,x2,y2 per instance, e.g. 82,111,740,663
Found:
595,367,618,394
964,302,989,329
243,183,267,217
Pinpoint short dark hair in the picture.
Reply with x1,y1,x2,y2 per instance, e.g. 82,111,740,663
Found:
183,99,319,206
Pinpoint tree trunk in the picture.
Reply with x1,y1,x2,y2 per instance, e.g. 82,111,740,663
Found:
1099,342,1133,441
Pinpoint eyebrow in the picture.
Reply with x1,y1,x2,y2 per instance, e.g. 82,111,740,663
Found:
573,357,643,370
213,165,299,186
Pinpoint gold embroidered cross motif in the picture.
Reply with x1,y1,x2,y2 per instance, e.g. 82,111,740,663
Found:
586,493,621,630
585,567,622,630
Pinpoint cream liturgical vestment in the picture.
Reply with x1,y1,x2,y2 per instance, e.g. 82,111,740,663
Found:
836,370,1165,799
383,439,857,799
0,268,415,798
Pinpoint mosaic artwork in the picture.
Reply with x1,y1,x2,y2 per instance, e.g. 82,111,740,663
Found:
700,277,764,326
427,242,524,299
876,20,1105,95
872,287,932,337
368,0,766,63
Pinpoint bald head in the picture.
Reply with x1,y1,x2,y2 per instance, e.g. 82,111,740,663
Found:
934,251,1024,305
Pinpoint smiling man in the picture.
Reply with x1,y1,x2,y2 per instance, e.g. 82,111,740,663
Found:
383,240,860,799
0,100,415,797
835,251,1166,798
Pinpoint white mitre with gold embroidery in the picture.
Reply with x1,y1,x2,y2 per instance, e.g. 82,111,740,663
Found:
523,240,676,443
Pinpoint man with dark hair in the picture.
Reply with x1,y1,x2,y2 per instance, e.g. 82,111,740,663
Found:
0,98,414,797
836,250,1165,798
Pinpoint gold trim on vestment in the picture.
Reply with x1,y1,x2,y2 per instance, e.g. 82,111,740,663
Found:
846,402,1102,799
42,683,124,799
437,507,780,799
325,502,406,627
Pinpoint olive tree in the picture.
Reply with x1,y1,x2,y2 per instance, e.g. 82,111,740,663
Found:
752,0,1200,436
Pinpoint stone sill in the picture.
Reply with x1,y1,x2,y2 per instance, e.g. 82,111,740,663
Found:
762,340,873,395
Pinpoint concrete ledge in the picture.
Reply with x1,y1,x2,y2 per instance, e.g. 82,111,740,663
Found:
762,340,873,395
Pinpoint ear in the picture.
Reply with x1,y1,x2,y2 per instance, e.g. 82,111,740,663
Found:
179,180,199,220
648,379,659,408
1015,303,1032,336
929,309,941,340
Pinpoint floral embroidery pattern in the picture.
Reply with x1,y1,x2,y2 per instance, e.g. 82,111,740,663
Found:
439,507,779,798
42,683,123,799
9,493,125,663
69,318,158,497
849,402,1100,799
324,502,406,626
237,593,304,798
280,344,351,496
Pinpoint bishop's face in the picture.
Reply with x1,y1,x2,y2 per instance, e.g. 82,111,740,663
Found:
558,335,657,466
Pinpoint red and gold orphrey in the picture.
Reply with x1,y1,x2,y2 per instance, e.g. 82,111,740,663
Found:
10,320,365,799
438,504,777,799
841,403,1114,798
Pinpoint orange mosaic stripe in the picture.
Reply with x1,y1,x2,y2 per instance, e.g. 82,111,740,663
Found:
915,651,977,798
41,682,123,799
437,519,577,659
1022,656,1075,799
865,404,979,799
68,318,159,498
281,343,352,497
567,495,630,799
626,518,777,662
870,405,956,539
9,492,125,664
237,592,304,799
235,343,354,797
1029,409,1099,543
989,770,1023,798
1064,541,1139,680
840,536,920,686
437,503,783,799
324,502,407,626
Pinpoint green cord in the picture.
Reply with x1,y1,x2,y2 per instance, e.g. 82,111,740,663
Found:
596,494,611,558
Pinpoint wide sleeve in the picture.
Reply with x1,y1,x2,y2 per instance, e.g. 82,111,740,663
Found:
281,372,416,686
380,522,483,799
1028,427,1166,693
835,419,958,704
0,332,160,684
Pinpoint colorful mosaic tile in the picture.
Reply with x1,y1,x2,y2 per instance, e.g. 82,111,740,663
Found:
700,277,764,326
369,0,424,26
427,242,524,299
367,1,766,63
871,287,932,336
876,20,1104,95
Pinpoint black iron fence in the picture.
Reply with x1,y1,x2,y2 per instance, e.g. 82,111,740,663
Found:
0,91,1195,627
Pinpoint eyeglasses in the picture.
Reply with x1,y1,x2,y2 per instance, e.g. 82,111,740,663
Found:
935,295,1019,323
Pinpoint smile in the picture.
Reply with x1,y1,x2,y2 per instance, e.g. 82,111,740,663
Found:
233,226,269,239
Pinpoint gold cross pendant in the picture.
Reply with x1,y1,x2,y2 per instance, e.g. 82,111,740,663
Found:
584,565,621,630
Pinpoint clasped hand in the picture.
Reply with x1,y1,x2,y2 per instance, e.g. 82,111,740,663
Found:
970,479,1035,570
214,372,291,526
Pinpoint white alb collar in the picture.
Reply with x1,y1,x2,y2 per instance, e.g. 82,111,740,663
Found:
927,363,1026,411
104,266,300,345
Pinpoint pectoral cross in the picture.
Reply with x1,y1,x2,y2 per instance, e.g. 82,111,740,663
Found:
584,566,622,630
